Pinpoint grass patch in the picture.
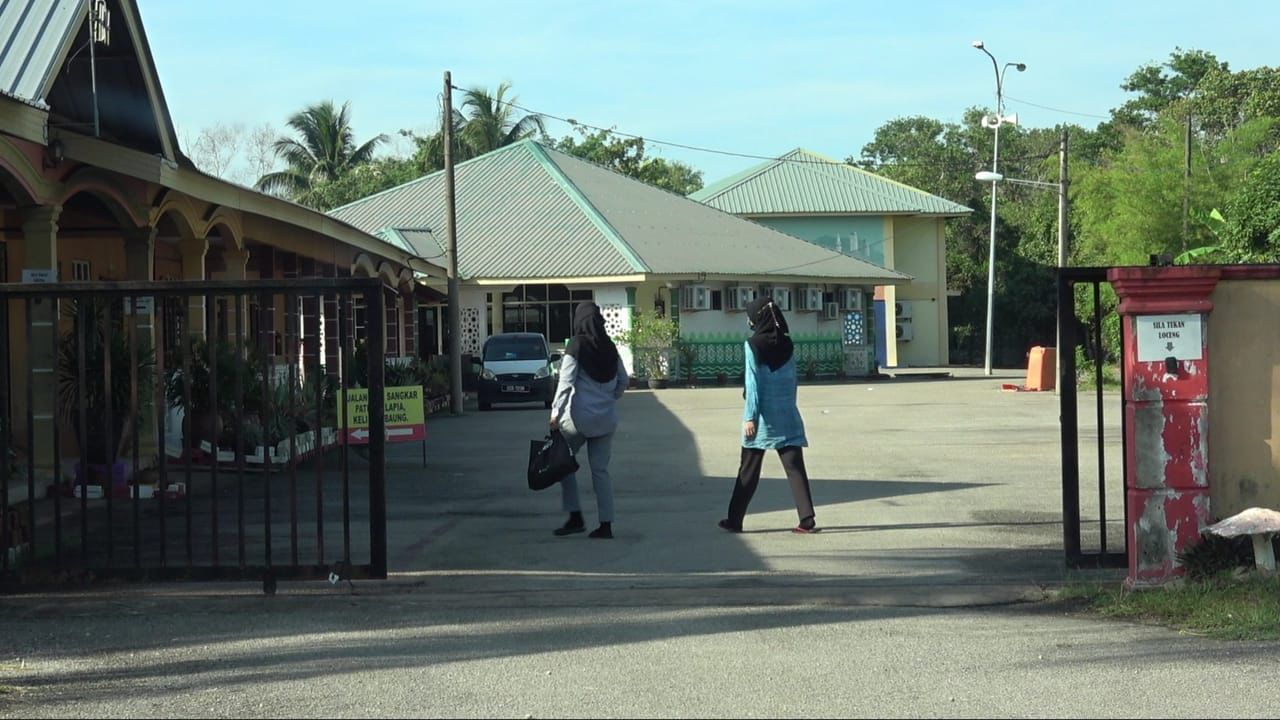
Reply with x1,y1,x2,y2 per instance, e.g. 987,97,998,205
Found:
1075,364,1122,390
1057,574,1280,640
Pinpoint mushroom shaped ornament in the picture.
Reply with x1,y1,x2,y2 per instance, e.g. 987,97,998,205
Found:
1205,508,1280,575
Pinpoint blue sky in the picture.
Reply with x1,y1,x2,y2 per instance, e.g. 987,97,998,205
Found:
140,0,1280,181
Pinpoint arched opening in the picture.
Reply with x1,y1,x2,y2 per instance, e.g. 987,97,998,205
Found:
58,190,141,282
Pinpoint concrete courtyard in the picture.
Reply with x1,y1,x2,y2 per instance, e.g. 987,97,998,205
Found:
3,370,1278,718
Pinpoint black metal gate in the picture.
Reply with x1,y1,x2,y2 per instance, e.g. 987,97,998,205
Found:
0,278,386,589
1058,267,1127,568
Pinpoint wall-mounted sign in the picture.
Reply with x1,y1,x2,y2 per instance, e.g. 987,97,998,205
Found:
1136,313,1203,362
21,268,54,284
123,297,155,315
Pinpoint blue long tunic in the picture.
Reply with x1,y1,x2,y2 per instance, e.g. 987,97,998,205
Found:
741,342,808,450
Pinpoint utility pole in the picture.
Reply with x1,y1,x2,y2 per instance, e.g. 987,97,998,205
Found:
443,71,463,415
1182,110,1192,252
1055,129,1069,396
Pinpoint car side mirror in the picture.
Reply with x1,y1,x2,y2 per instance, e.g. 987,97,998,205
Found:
549,352,562,363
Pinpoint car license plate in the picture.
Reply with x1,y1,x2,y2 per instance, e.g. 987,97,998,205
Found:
502,384,529,394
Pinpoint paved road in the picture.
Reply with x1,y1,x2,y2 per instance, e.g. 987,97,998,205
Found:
4,371,1275,718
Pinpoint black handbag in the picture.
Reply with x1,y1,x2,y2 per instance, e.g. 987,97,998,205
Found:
527,430,579,491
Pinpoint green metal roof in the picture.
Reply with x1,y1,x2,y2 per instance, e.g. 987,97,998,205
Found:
690,148,972,217
331,140,909,284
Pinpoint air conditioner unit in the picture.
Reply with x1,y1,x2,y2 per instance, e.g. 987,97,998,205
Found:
798,287,823,312
896,321,914,342
770,287,793,311
725,286,756,311
840,288,864,312
680,285,711,311
822,302,840,321
894,300,914,319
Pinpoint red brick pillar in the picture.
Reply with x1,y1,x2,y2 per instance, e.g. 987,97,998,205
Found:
1110,266,1221,587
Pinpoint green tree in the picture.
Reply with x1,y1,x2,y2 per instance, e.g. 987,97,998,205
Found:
1221,152,1280,261
1112,48,1227,129
306,156,426,212
459,82,546,155
408,83,545,172
255,100,386,201
551,127,704,194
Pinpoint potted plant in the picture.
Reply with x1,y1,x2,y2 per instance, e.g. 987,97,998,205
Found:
716,372,728,386
676,341,699,388
616,310,679,390
804,359,819,382
165,337,265,454
57,299,156,492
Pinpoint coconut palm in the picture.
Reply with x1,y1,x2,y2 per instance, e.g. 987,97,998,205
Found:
255,100,386,199
459,82,546,155
411,83,544,172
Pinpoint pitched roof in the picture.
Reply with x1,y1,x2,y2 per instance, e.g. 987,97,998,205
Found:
0,0,413,270
0,0,87,108
690,148,972,217
331,140,908,284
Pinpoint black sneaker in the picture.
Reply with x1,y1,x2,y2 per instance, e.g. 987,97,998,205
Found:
588,525,613,539
554,520,586,537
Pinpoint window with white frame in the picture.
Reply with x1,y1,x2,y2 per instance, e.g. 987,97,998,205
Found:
71,260,91,281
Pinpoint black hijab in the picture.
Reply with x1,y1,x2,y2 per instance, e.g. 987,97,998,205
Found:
565,302,620,383
746,296,794,372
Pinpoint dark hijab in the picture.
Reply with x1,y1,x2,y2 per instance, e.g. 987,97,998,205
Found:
565,302,620,383
746,296,794,372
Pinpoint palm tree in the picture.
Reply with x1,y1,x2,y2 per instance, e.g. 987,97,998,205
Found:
410,83,545,172
255,100,386,199
459,82,545,155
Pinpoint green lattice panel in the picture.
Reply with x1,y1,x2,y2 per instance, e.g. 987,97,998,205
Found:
683,335,843,378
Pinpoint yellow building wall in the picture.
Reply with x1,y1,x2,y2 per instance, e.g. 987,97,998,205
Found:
888,216,948,366
1208,278,1280,518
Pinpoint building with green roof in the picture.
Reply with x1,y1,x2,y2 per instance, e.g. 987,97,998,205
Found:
330,139,911,378
691,149,971,368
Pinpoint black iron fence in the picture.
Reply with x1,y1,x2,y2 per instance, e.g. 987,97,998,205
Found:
0,278,386,590
1058,267,1127,568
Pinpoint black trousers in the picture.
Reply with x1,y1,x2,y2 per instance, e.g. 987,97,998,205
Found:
727,446,815,527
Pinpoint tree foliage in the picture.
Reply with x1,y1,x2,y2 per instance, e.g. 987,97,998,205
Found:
550,127,704,194
255,100,386,201
409,83,545,172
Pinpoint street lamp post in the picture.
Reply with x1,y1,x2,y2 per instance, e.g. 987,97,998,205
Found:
975,129,1070,393
972,40,1025,376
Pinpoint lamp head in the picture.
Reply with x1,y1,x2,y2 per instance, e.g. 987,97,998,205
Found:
971,40,984,49
1014,62,1026,72
975,171,1004,183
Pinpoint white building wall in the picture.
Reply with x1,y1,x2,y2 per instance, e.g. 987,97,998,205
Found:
592,285,634,374
674,282,844,339
459,287,489,357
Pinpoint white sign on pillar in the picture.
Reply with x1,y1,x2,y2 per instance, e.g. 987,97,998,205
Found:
1135,313,1203,362
21,268,55,284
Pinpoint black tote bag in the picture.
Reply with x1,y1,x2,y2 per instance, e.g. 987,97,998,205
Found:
527,431,579,491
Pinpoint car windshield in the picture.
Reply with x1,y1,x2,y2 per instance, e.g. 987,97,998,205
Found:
484,337,547,362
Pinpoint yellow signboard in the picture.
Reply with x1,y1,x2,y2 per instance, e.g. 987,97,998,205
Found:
337,385,426,444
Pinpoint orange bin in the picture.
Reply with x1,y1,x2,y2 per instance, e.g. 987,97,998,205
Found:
1025,346,1056,391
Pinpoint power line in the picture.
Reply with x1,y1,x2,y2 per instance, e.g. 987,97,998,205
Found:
1002,95,1110,121
448,83,1051,172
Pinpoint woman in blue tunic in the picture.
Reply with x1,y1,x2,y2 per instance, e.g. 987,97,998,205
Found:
718,297,818,534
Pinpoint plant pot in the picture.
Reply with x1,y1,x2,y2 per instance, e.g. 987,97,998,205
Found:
188,409,223,450
647,378,668,390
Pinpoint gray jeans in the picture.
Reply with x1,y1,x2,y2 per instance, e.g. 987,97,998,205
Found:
559,415,616,523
